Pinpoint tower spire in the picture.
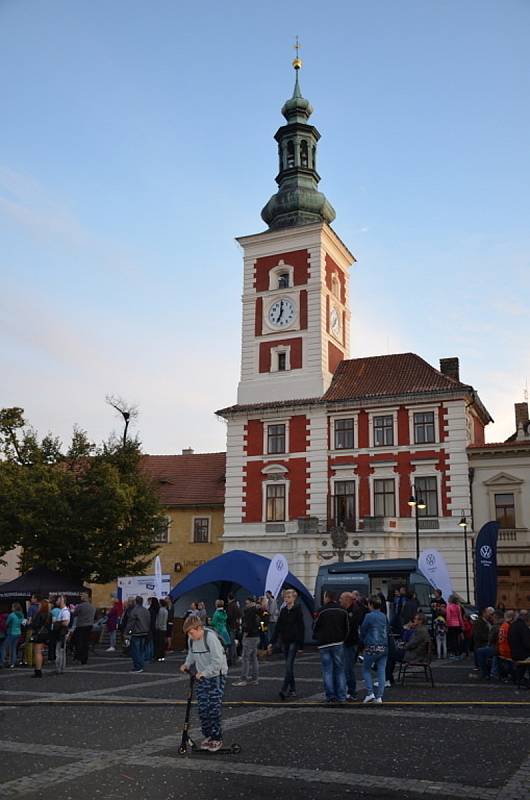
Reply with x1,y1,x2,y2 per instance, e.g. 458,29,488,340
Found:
260,44,336,230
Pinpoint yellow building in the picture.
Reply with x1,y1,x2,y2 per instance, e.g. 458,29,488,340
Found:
90,451,225,607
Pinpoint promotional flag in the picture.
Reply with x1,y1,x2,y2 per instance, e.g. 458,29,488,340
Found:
154,556,163,599
418,549,453,603
475,521,499,609
265,553,289,599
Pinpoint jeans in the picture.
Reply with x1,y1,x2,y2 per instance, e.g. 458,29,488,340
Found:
319,644,347,702
436,634,447,660
108,630,117,648
240,636,259,681
363,651,387,699
196,675,226,740
144,637,153,663
74,626,91,664
281,642,298,693
55,636,67,673
343,644,358,696
476,645,499,678
130,635,146,671
6,634,20,667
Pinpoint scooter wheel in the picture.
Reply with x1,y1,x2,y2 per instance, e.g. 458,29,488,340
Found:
231,744,242,754
178,745,187,755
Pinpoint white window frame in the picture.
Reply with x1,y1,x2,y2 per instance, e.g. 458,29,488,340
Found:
262,478,290,522
371,476,397,518
330,412,358,452
368,409,398,448
270,345,291,373
484,473,524,528
153,515,172,544
330,472,359,524
411,473,440,518
409,407,439,446
263,419,290,455
268,260,295,291
191,515,211,544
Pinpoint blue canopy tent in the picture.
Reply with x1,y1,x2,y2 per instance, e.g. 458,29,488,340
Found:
169,550,314,640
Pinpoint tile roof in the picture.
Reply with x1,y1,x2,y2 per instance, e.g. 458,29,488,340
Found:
142,453,226,507
324,353,471,402
468,440,530,451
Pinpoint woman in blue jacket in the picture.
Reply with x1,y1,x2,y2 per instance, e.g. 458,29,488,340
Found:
359,595,388,704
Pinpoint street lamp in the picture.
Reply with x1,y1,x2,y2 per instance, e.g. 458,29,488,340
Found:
458,513,471,604
408,488,426,561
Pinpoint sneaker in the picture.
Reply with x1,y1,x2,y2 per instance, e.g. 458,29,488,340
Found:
232,680,248,687
287,690,296,698
208,740,223,752
200,738,211,750
373,697,383,704
384,680,391,688
346,694,358,702
9,665,15,670
363,693,376,704
157,658,165,662
106,647,116,652
130,668,144,673
248,680,259,685
278,690,286,701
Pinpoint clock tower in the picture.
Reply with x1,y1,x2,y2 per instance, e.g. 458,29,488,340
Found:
237,59,355,405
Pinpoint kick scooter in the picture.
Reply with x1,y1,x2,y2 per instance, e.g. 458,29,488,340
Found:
178,673,241,755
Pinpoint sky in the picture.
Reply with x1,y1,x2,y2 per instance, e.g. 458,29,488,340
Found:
1,0,529,453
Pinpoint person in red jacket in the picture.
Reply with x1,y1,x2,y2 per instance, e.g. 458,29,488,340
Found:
446,595,464,660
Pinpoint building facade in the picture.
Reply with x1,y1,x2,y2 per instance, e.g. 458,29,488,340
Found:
469,402,530,608
217,60,492,596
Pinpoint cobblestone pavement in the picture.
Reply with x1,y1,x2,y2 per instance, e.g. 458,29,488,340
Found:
0,649,528,800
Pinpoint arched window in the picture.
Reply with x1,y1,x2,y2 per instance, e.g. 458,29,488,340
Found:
287,141,295,168
300,140,308,168
312,145,316,170
278,143,283,172
278,271,289,289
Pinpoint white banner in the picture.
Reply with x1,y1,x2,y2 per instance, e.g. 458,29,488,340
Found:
418,549,453,602
117,573,171,607
265,553,289,599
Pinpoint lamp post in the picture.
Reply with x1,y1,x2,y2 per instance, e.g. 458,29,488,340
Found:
408,487,426,561
458,513,471,604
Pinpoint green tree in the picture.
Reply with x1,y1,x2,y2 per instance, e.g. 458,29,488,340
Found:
0,408,166,585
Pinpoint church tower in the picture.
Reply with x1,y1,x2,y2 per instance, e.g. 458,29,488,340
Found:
236,57,355,405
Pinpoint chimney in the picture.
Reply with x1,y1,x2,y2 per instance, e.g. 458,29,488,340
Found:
182,447,194,456
439,357,460,382
515,402,529,429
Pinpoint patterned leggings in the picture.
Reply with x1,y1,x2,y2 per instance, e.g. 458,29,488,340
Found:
196,675,226,740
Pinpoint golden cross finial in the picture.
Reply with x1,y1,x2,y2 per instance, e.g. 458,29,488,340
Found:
292,36,302,70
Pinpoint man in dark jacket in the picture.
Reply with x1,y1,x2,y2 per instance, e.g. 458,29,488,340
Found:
339,591,365,700
473,607,493,667
233,598,260,687
313,591,349,703
268,589,305,699
126,596,151,673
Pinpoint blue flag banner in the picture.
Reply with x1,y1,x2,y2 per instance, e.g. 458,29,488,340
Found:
475,521,499,609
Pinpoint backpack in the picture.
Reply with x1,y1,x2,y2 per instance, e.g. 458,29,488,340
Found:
203,627,228,652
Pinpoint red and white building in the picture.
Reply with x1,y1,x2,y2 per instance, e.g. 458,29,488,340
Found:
217,63,492,595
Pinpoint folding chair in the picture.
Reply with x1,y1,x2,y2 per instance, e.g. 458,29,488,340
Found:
399,640,434,688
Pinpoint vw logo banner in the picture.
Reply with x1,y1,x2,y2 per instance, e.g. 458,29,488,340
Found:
418,549,453,604
265,553,289,600
475,521,499,609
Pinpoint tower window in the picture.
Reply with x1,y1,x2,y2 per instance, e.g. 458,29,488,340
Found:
300,140,308,168
278,272,290,289
266,484,286,522
287,141,295,168
312,145,316,170
277,352,287,372
267,424,286,454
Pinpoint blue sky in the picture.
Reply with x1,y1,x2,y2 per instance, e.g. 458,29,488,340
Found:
1,0,529,452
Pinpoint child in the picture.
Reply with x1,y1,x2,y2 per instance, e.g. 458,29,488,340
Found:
434,612,447,660
180,614,228,752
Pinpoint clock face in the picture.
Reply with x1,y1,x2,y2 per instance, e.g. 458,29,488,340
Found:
268,297,296,328
330,306,341,337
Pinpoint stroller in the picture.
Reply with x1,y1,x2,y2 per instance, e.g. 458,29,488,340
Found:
178,673,241,756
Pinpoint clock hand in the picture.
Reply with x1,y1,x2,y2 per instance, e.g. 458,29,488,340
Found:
277,300,284,322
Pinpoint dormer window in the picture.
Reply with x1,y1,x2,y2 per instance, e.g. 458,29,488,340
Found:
300,140,308,168
287,141,295,168
278,271,290,289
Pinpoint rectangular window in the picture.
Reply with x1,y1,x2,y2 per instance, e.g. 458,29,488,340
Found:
373,415,394,447
415,477,438,517
333,480,355,531
153,520,170,544
495,493,515,529
267,424,286,454
266,484,286,522
277,352,286,372
334,418,354,450
414,411,435,444
374,479,395,517
193,518,210,544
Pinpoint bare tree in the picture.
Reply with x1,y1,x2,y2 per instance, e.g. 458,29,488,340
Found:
105,395,139,447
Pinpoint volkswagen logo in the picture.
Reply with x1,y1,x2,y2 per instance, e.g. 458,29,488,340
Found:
480,545,493,559
426,554,436,567
276,558,284,570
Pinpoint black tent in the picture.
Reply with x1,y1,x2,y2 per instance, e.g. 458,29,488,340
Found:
0,565,87,599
